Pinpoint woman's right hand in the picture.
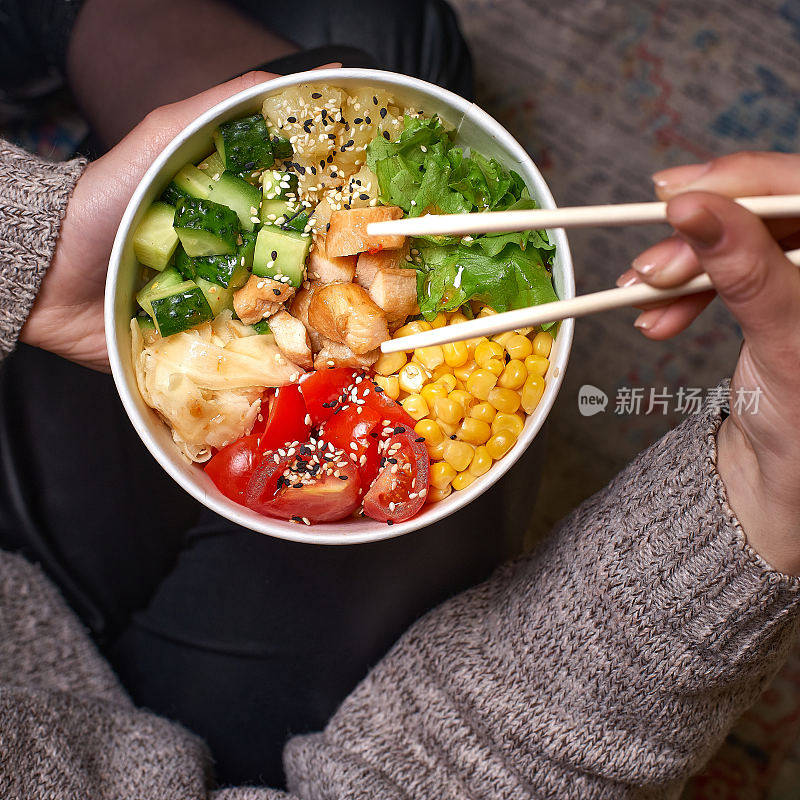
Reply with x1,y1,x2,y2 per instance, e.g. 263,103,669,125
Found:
619,153,800,575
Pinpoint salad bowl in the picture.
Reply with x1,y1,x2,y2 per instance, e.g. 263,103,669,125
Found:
105,68,575,544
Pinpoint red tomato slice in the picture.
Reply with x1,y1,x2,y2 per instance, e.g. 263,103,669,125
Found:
299,367,358,425
244,443,361,523
206,384,309,501
363,428,430,523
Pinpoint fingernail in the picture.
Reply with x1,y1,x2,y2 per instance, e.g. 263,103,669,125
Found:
652,162,711,190
631,240,698,282
668,202,724,249
616,269,640,287
634,308,666,331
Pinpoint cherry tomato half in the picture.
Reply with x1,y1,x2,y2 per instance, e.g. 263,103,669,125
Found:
299,368,358,425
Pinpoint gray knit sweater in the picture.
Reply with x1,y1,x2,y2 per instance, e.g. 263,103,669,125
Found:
1,141,800,800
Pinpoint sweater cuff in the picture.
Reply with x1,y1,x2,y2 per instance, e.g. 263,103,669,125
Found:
0,140,87,361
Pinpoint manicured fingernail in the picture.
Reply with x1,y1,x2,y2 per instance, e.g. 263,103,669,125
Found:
616,269,640,287
634,308,666,331
652,162,711,190
668,202,724,249
631,240,698,282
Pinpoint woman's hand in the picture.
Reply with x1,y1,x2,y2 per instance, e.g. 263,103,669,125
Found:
20,70,279,372
619,153,800,575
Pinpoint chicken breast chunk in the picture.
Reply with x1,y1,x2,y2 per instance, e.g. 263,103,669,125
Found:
313,339,379,370
288,285,323,351
307,234,357,283
233,275,295,325
308,282,389,354
355,241,411,289
368,267,419,327
326,206,405,257
268,310,313,369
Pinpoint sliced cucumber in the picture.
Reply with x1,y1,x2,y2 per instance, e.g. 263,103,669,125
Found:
252,319,272,334
133,202,179,270
197,151,225,177
136,267,187,317
152,285,214,336
192,253,249,289
174,246,195,280
173,197,240,257
161,164,215,205
267,123,293,160
196,276,234,315
281,208,311,233
253,227,310,286
239,230,257,270
260,170,299,224
213,114,273,172
208,171,261,231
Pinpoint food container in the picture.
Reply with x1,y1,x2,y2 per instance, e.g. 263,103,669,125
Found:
105,68,575,545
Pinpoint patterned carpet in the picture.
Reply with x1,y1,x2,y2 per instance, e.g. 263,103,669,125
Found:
447,0,800,796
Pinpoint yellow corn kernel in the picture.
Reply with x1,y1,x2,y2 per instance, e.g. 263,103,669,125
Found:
398,362,426,394
401,393,429,421
464,337,482,355
434,397,464,425
420,382,448,406
427,439,446,460
506,333,533,360
491,331,515,347
488,387,521,414
532,330,553,357
374,375,400,400
427,365,449,383
469,445,493,477
485,357,505,376
451,471,476,491
426,484,452,503
374,350,406,376
395,320,432,338
466,368,498,401
415,418,443,446
430,461,457,490
449,312,469,325
443,439,475,472
524,354,549,377
474,339,504,368
414,345,445,370
498,359,527,390
469,401,496,423
477,306,496,318
436,373,457,393
443,341,469,367
492,412,525,437
430,312,448,328
521,374,545,414
514,326,534,336
438,420,460,437
486,430,516,460
453,362,477,382
459,416,492,445
449,389,472,413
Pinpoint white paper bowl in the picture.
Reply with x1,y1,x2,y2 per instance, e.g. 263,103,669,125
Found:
105,68,574,545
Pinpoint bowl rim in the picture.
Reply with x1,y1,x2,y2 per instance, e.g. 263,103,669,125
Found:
105,67,575,545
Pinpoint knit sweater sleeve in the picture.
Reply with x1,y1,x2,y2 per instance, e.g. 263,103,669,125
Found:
0,139,86,361
284,402,800,800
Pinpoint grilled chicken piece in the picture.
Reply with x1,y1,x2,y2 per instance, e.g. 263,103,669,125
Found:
268,310,313,369
368,267,419,327
326,206,405,257
233,275,295,325
313,339,379,370
308,282,389,355
307,234,357,283
288,286,323,351
355,241,411,289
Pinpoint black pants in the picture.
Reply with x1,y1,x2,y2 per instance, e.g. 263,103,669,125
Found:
0,1,542,788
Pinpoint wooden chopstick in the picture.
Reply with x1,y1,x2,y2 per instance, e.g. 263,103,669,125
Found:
380,248,800,354
367,195,800,237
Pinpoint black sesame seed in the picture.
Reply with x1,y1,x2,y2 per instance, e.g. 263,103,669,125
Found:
292,515,303,522
393,426,406,434
326,223,331,232
326,154,334,163
296,164,306,175
382,131,390,140
387,520,394,525
450,434,457,440
293,482,303,489
343,203,351,210
272,288,281,296
271,250,278,260
370,431,379,438
310,166,317,174
311,92,322,99
365,116,372,124
373,95,378,105
415,437,426,443
359,193,369,200
419,165,425,172
337,474,349,480
287,116,297,123
380,107,387,119
354,117,363,124
328,133,336,140
244,161,256,170
387,457,398,465
374,385,384,393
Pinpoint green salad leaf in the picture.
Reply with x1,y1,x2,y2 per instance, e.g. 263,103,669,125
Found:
367,116,558,322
